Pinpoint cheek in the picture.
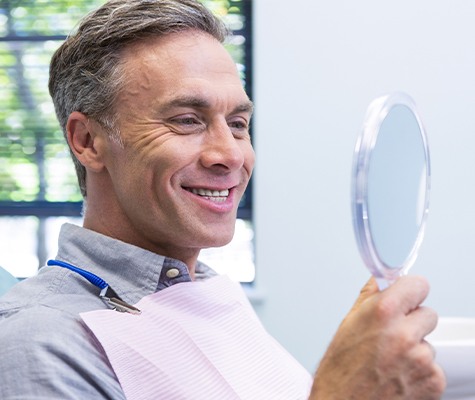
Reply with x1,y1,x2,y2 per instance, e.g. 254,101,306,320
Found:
110,134,201,195
105,146,157,198
147,141,197,187
242,142,256,173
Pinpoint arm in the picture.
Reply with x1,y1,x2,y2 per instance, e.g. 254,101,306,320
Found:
0,305,126,400
309,275,446,400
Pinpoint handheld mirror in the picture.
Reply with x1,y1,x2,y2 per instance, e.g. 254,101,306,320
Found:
351,92,430,290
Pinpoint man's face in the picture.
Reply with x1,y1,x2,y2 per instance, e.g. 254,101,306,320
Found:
98,31,255,266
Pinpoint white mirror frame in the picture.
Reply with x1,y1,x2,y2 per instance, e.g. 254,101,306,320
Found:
351,92,431,289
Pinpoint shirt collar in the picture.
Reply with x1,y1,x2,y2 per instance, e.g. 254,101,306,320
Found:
55,223,216,305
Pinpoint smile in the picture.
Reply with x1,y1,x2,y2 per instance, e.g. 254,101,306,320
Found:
187,188,230,203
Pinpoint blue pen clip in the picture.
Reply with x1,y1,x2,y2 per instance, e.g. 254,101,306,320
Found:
48,259,141,315
100,286,141,315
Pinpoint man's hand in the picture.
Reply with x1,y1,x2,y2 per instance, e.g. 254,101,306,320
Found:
309,275,446,399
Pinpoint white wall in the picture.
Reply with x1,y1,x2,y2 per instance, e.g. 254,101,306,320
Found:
252,0,475,372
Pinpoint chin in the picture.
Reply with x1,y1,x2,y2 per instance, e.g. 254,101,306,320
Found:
201,232,235,249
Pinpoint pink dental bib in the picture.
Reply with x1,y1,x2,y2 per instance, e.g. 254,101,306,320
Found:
81,275,312,400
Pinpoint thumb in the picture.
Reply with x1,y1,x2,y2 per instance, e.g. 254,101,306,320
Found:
350,277,379,312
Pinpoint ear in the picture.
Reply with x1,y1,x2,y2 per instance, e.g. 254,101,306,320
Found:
66,111,105,172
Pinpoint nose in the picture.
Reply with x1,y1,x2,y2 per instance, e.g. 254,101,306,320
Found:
199,123,246,173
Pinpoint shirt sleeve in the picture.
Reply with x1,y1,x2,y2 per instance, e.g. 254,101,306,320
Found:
0,305,126,400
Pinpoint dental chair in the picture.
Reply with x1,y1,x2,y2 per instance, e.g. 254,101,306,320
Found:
0,267,19,297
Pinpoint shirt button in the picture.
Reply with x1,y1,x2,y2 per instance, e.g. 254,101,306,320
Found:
166,268,180,279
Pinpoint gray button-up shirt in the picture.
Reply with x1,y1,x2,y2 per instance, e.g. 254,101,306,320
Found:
0,223,216,399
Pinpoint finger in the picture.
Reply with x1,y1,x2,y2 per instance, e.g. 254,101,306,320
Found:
384,275,430,315
422,339,437,360
349,277,379,312
410,342,446,397
431,361,447,395
404,305,438,339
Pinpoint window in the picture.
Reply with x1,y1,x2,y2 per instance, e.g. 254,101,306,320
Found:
0,0,254,281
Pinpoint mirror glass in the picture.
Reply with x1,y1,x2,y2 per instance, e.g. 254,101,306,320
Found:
351,93,430,289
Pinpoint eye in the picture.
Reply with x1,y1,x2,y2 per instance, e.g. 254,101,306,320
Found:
174,116,200,125
169,114,205,134
228,118,250,137
228,120,247,129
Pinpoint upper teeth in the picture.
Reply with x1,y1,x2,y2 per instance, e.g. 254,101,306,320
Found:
190,188,229,197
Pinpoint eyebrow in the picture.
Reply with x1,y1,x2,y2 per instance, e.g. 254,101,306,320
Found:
160,95,254,116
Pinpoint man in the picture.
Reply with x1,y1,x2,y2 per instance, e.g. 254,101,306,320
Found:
0,0,445,398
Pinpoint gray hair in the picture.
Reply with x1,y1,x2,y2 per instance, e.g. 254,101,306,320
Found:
49,0,228,197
